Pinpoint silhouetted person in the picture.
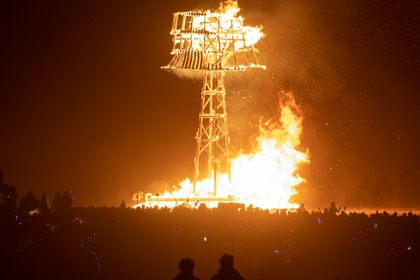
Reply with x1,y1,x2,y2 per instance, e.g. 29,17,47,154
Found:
0,167,17,210
0,168,18,252
329,202,340,215
18,191,40,213
173,258,201,280
211,254,245,280
298,203,308,213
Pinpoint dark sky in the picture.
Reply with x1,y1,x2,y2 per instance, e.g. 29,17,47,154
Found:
1,0,419,208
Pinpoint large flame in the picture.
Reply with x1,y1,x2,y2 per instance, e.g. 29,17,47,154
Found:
137,1,308,210
229,92,309,208
139,93,309,210
187,0,264,53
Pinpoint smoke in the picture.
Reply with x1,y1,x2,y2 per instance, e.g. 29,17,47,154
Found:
157,0,420,209
245,1,420,209
224,0,355,207
256,1,352,103
166,68,204,80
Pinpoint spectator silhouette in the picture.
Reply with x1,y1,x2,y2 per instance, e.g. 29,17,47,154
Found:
210,254,245,280
0,167,17,211
173,258,201,280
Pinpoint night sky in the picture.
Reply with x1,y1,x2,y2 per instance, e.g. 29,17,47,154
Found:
1,0,419,209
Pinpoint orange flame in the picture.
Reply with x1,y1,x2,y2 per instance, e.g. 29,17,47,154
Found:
139,93,309,210
188,0,264,52
137,1,308,210
229,92,309,209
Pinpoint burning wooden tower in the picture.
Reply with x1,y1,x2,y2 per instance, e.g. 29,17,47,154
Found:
161,2,265,198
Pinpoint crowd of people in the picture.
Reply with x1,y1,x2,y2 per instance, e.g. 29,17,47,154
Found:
1,168,419,280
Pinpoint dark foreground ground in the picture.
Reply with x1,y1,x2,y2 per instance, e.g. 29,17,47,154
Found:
1,190,419,280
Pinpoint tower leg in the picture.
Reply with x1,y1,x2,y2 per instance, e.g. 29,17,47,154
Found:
193,70,230,196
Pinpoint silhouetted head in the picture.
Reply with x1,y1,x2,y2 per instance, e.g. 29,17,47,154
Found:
219,254,234,269
179,258,195,273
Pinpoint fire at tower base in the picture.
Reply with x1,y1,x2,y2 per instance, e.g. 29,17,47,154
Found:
134,1,309,210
